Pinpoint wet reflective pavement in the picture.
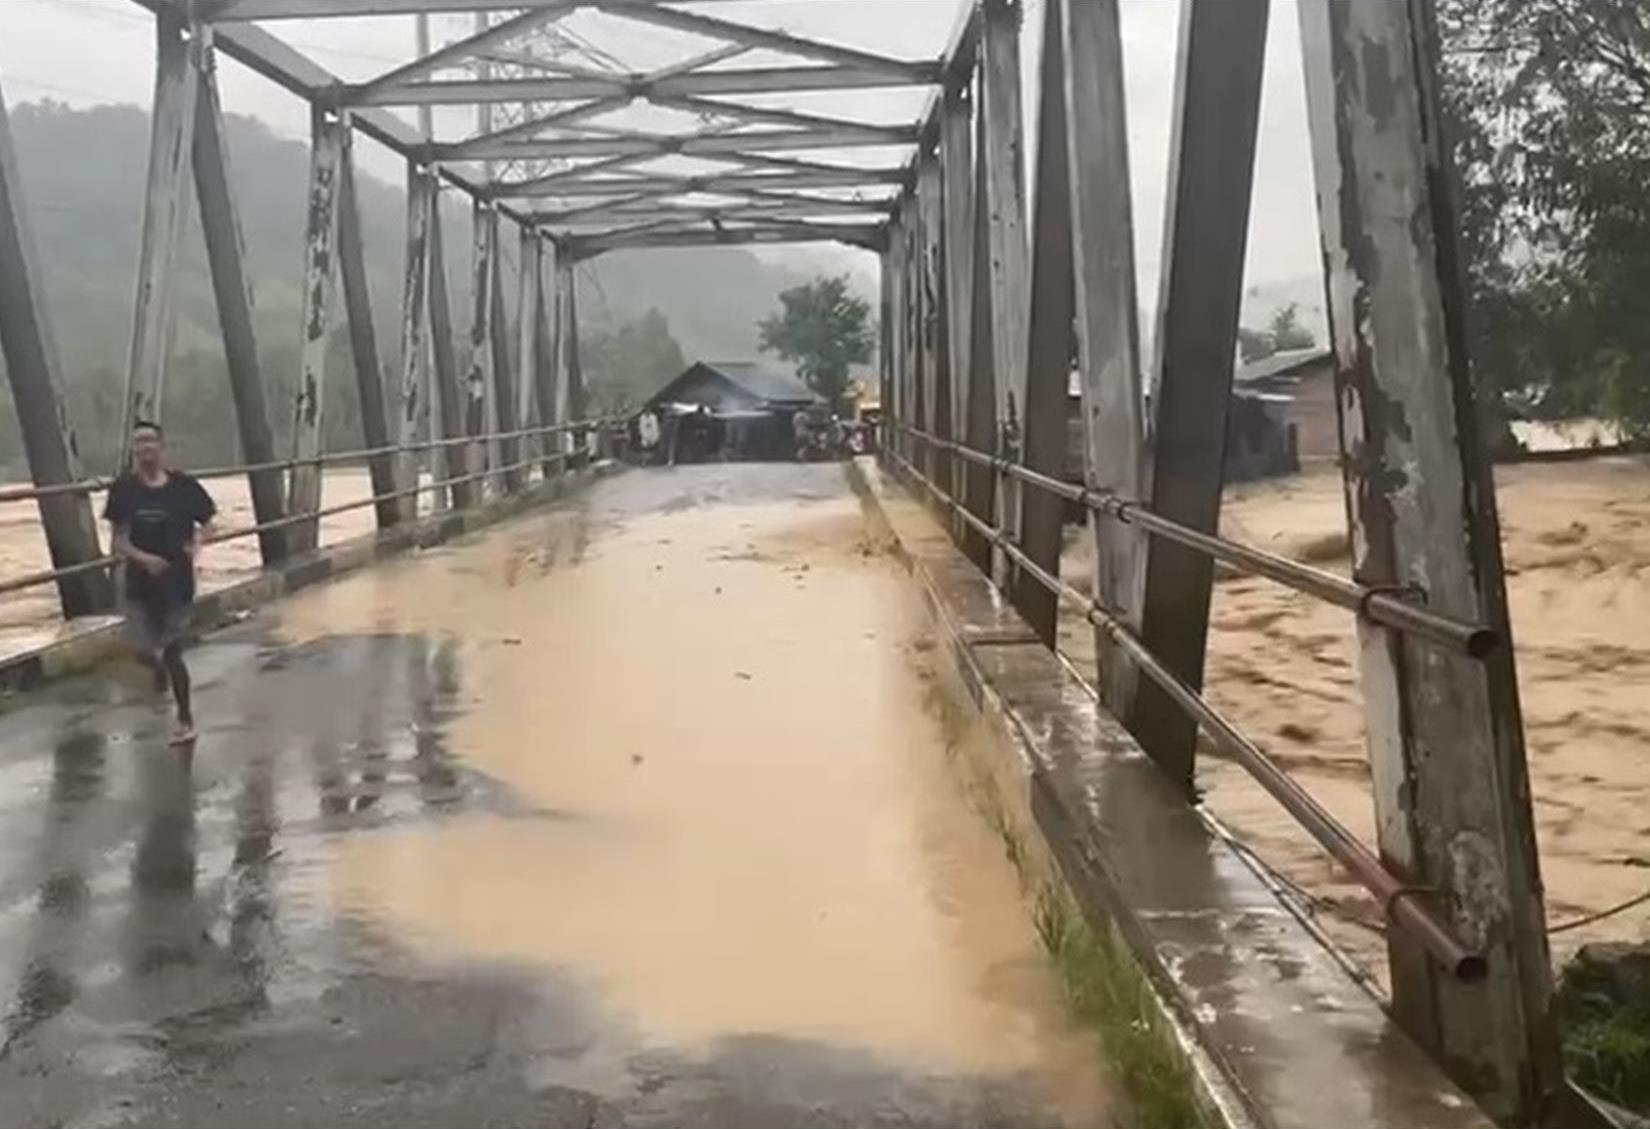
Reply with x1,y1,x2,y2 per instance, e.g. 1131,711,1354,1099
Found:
0,464,1115,1128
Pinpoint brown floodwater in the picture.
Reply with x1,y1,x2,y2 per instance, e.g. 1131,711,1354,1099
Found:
272,463,1115,1124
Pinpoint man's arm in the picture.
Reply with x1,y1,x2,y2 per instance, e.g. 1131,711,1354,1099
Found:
110,523,167,574
185,478,218,560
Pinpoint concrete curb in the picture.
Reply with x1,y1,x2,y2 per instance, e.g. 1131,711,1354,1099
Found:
0,464,618,699
849,457,1492,1129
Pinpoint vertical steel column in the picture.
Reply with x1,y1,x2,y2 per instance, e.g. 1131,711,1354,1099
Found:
285,106,346,555
1126,0,1270,788
490,220,521,491
336,125,399,529
564,263,587,463
1298,1,1559,1119
1014,0,1076,644
534,238,559,475
426,180,474,508
916,149,945,488
464,199,497,490
193,52,285,564
0,79,110,616
884,204,907,460
1060,0,1148,712
979,0,1030,577
904,203,923,468
961,90,997,570
515,226,540,476
122,12,203,442
877,244,892,453
394,163,436,521
940,71,976,522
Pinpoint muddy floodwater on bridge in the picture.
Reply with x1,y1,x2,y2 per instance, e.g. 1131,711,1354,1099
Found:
0,464,1116,1128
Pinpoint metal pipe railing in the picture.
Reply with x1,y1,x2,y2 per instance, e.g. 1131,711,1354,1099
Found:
898,423,1496,657
885,441,1487,981
0,418,616,599
0,418,609,505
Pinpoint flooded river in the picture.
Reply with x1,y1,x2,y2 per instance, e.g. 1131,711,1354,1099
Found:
0,463,1117,1127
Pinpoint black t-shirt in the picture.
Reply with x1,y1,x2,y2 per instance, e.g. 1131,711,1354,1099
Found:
103,471,216,603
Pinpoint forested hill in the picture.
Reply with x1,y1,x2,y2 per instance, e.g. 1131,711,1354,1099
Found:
0,100,820,472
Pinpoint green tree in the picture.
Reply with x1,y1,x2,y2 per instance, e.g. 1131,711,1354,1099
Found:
757,274,873,410
1266,303,1316,352
1439,0,1650,438
1238,326,1277,363
581,308,685,413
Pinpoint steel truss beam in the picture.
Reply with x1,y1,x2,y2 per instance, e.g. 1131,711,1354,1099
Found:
535,200,887,226
286,106,347,554
358,4,578,95
346,68,934,107
0,77,111,615
496,169,905,201
591,0,928,81
566,222,880,257
1127,0,1269,787
205,0,877,16
194,49,287,563
1061,0,1147,713
432,125,916,162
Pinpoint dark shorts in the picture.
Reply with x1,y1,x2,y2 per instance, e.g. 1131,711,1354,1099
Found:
119,573,190,653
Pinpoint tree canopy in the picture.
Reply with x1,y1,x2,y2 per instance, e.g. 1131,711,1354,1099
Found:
757,274,873,410
1237,303,1318,363
580,308,685,414
1439,0,1650,437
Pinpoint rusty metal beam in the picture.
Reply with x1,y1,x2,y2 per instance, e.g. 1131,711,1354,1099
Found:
0,78,110,616
1298,0,1561,1119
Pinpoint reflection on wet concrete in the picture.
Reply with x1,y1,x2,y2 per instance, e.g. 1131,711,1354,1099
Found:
0,464,1117,1127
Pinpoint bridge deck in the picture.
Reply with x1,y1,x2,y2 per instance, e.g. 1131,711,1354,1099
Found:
0,463,1114,1128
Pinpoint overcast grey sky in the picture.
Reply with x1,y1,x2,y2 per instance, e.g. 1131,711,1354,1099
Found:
0,0,1324,296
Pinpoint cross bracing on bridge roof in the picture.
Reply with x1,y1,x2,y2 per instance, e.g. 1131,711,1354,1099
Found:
119,0,964,257
0,2,1579,1125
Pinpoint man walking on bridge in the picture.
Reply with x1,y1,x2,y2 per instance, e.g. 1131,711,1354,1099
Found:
104,420,216,746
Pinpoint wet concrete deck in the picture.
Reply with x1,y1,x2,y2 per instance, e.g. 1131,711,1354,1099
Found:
0,464,1116,1128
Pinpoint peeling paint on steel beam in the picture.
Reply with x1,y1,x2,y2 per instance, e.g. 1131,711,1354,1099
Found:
1297,0,1560,1122
394,164,436,522
286,106,346,553
122,13,204,448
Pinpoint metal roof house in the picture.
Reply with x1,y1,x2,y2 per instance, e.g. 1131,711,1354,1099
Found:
642,362,820,415
638,362,822,463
